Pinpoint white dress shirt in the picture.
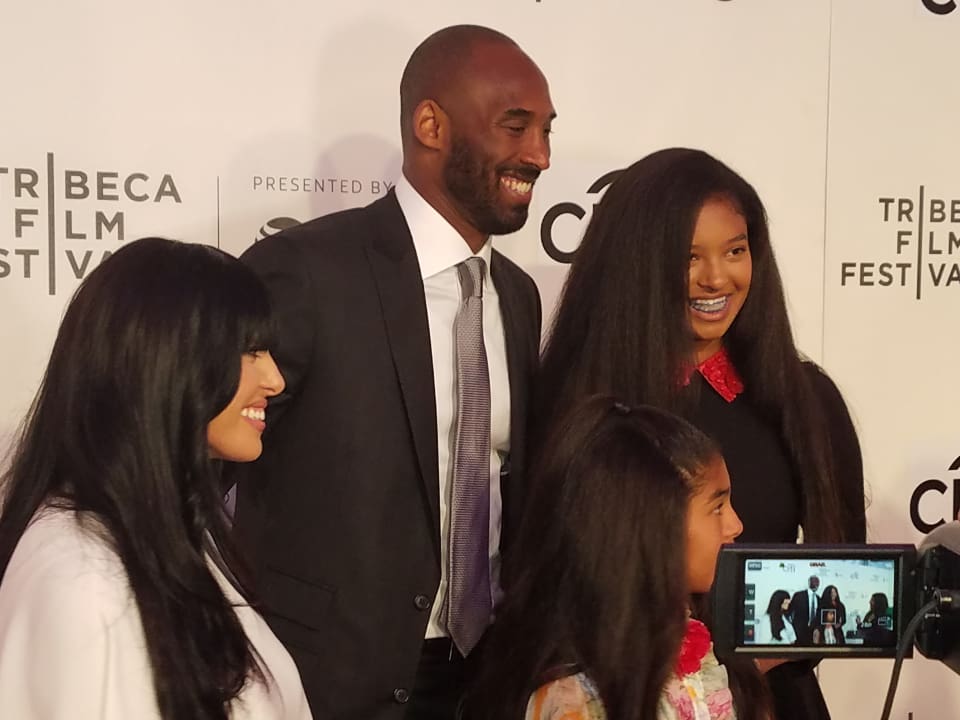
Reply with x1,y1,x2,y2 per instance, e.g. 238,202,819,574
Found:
0,508,313,719
808,588,819,624
394,175,510,640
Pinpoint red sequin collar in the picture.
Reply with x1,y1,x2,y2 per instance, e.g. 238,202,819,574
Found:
681,347,744,403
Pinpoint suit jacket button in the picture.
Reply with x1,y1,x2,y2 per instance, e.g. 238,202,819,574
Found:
393,688,410,704
414,594,432,611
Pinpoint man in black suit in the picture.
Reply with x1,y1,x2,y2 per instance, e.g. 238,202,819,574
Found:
789,575,821,645
233,25,555,720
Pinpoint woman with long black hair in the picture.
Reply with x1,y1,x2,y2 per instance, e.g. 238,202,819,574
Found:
818,585,847,645
0,237,311,719
857,592,894,646
534,148,866,719
756,590,797,645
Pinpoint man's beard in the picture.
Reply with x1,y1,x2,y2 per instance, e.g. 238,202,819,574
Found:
443,135,535,236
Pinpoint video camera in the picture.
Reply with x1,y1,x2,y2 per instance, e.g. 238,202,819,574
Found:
712,521,960,671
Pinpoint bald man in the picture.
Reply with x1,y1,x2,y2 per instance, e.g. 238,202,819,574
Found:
232,25,555,719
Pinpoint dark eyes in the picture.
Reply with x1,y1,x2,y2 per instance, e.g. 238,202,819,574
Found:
690,246,749,262
503,126,553,137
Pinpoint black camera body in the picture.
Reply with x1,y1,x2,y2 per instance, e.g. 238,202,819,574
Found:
914,543,960,673
713,539,960,667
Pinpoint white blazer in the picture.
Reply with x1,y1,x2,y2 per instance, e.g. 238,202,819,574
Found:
0,508,312,719
755,613,797,645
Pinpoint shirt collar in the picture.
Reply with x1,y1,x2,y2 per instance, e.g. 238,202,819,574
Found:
394,173,492,280
681,347,744,403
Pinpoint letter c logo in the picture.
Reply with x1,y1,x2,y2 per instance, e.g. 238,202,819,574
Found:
540,202,585,263
922,0,957,15
910,479,947,533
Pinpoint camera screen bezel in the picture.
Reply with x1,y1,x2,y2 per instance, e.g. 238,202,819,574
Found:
713,543,917,659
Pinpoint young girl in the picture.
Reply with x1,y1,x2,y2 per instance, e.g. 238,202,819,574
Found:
469,396,768,720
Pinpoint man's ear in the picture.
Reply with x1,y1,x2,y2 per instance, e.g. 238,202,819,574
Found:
412,99,449,151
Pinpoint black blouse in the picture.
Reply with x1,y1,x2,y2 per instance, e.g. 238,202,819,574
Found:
686,360,866,545
690,373,803,543
686,359,867,720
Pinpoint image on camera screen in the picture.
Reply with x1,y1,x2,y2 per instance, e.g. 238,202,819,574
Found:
740,558,897,648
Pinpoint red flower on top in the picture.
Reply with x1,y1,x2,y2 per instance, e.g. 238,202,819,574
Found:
675,618,712,677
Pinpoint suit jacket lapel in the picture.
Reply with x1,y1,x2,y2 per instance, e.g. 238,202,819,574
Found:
365,192,441,560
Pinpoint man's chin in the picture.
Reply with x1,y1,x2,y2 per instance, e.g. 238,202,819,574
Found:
491,206,530,236
466,199,532,236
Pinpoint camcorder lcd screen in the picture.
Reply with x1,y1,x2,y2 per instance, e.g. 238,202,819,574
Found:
742,557,897,649
712,544,916,659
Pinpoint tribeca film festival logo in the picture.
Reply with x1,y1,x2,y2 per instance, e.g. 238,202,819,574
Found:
540,170,622,263
910,455,960,533
840,188,960,300
0,153,182,294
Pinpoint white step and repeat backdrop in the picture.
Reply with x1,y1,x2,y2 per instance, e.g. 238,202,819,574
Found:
1,1,957,716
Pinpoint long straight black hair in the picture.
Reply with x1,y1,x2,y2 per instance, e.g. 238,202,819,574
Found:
0,237,272,719
537,147,854,543
469,396,768,720
821,585,845,612
766,589,792,641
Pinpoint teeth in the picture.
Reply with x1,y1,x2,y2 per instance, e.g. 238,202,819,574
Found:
501,177,533,194
690,297,728,313
241,407,266,421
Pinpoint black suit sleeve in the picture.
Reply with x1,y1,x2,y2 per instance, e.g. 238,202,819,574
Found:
241,235,318,422
788,591,803,626
803,363,867,543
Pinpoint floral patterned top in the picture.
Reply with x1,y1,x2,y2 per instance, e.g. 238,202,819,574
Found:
524,625,736,720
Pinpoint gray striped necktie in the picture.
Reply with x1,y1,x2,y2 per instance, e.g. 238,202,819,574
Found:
446,256,492,657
